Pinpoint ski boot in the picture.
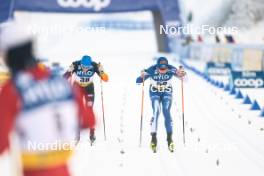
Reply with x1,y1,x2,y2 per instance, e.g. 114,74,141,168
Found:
150,133,157,153
90,128,96,146
167,133,174,152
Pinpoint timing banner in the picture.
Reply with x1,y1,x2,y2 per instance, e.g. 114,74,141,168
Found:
0,0,14,23
0,0,182,52
1,0,181,26
14,0,157,13
205,62,232,76
231,71,264,88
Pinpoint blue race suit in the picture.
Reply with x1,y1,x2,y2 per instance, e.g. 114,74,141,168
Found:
136,64,178,134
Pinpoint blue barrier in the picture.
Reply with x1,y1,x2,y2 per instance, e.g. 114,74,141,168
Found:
243,95,252,104
235,90,243,99
261,109,264,117
215,81,220,87
224,84,230,91
231,71,264,88
251,100,261,110
230,87,236,95
184,43,264,88
213,80,218,87
205,62,232,76
181,59,262,117
219,82,224,88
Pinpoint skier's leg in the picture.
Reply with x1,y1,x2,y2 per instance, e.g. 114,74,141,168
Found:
84,84,96,143
150,96,161,134
150,132,157,153
150,94,160,152
85,83,95,107
89,128,95,144
161,92,174,151
149,90,161,152
162,94,173,134
87,93,96,143
151,132,157,145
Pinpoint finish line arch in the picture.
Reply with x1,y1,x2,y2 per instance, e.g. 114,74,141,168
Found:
0,0,182,52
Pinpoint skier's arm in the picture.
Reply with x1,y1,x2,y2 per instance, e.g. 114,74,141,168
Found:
168,65,186,78
63,71,71,79
167,65,178,76
136,66,154,83
136,71,150,83
94,62,109,82
0,82,20,154
73,84,96,130
63,63,75,79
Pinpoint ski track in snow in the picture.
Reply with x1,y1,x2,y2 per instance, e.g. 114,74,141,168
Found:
1,56,264,176
186,71,264,175
69,57,264,176
1,11,264,176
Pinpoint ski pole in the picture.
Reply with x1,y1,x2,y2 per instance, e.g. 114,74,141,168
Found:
100,79,106,141
179,66,186,146
139,77,145,147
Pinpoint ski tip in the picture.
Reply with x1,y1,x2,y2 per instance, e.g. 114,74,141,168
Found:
90,141,95,146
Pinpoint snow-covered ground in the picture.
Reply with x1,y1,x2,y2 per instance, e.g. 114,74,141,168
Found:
4,55,264,176
1,12,264,176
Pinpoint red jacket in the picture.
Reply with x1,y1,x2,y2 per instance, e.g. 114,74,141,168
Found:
0,66,95,154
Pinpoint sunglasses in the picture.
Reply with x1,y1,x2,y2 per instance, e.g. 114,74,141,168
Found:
159,60,168,65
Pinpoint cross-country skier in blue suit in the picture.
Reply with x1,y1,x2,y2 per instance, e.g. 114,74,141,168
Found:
136,57,186,152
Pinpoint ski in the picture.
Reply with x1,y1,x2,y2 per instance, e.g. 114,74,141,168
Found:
150,143,174,153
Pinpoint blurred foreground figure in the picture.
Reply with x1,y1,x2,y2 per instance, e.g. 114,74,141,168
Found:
0,23,95,176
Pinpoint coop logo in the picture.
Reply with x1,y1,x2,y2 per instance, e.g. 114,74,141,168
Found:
234,78,264,88
57,0,111,11
207,68,230,75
